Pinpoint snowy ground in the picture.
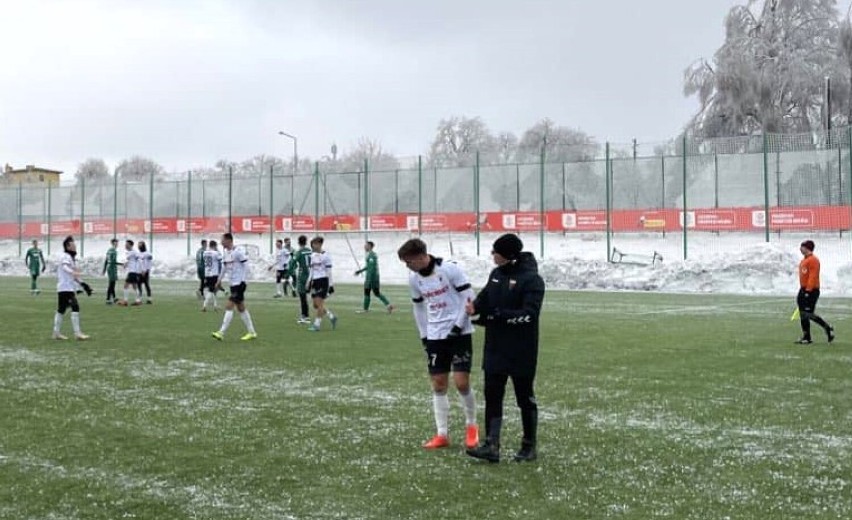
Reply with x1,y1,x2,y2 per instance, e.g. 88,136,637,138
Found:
2,231,852,296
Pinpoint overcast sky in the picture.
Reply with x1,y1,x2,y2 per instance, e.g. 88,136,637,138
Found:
0,0,741,176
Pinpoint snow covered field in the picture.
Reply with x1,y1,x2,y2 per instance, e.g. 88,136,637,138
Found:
2,231,852,296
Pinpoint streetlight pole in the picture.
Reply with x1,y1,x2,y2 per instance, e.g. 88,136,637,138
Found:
278,131,298,175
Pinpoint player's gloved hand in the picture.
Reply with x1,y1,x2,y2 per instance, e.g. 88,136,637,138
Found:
448,325,463,337
354,270,361,276
80,281,93,296
421,337,428,347
328,286,335,295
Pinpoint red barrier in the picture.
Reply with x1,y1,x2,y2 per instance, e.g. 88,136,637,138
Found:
6,206,852,240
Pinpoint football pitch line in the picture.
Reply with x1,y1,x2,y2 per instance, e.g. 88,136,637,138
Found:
630,298,782,316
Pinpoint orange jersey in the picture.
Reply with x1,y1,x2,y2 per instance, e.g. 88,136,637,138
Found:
799,254,820,291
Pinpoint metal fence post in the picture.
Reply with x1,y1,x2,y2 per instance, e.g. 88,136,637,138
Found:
228,166,233,233
605,142,612,262
148,171,154,252
539,140,546,259
475,151,480,256
269,164,274,254
682,135,688,260
762,133,770,243
80,177,86,257
187,171,192,257
417,155,423,237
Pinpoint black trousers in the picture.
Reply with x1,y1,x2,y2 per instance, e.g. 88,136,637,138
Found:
106,279,116,301
484,371,538,445
298,291,309,318
140,272,151,297
797,288,830,339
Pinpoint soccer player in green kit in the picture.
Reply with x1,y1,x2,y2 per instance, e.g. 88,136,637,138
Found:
355,241,393,313
25,239,46,295
289,235,312,323
102,238,120,304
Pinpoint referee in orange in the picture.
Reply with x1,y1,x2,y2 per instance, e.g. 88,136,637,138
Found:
795,240,835,345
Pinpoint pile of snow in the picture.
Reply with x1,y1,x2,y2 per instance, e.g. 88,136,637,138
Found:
1,232,850,296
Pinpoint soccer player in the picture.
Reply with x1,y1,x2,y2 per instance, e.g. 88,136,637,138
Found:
290,235,312,323
795,240,835,345
465,233,546,463
202,240,223,312
305,236,337,332
103,238,120,304
397,238,479,450
117,239,142,306
52,235,90,340
195,239,208,299
284,237,297,298
268,238,292,298
211,233,258,341
138,240,153,304
25,239,46,295
355,240,393,313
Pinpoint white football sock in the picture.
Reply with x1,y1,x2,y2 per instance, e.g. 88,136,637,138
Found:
220,310,234,333
432,391,450,436
53,312,63,333
240,310,256,334
459,389,477,426
313,317,321,328
123,287,129,301
70,312,81,335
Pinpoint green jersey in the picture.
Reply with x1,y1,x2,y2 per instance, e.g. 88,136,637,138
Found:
361,251,380,282
104,247,118,280
195,247,206,273
25,247,44,275
291,246,312,282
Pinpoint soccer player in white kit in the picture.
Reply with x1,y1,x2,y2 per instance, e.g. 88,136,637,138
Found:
397,238,479,450
211,233,258,341
306,236,337,332
137,240,153,304
52,235,90,340
202,240,224,312
268,238,293,298
118,239,143,306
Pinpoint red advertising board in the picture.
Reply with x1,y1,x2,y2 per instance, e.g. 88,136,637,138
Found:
4,206,852,240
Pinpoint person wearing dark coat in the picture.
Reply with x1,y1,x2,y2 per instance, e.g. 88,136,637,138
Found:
465,233,545,463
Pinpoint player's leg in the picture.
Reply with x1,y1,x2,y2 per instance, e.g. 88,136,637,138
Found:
212,288,237,339
143,273,152,301
53,292,69,339
274,271,283,297
510,374,538,461
806,290,834,342
235,285,257,340
31,273,38,294
451,335,478,448
467,371,507,462
362,286,371,312
423,340,453,448
796,289,811,343
373,283,392,312
69,295,88,340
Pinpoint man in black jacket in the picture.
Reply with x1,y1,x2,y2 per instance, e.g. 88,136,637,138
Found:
465,233,545,463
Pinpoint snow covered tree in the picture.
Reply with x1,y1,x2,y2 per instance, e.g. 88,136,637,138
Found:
115,156,164,182
684,0,843,136
428,116,497,167
74,158,109,185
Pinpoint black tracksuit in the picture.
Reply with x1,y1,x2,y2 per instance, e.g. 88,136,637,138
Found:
472,252,545,447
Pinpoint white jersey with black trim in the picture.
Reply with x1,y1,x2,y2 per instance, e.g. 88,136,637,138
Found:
139,252,153,273
56,252,78,292
125,250,141,274
225,246,249,285
276,247,291,271
308,251,332,280
408,257,474,340
203,250,223,277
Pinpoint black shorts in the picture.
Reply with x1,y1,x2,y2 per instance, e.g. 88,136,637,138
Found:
311,278,330,299
229,282,247,304
125,272,139,285
797,288,821,313
57,291,80,313
424,334,473,375
205,276,219,293
276,269,289,283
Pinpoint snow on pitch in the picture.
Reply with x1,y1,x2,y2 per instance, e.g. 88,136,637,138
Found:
2,232,852,295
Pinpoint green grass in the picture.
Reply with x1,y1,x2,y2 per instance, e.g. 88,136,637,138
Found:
0,277,850,519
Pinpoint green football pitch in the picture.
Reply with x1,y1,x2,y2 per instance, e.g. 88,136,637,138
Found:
0,277,850,519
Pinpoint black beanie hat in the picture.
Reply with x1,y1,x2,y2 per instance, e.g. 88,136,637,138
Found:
492,233,523,259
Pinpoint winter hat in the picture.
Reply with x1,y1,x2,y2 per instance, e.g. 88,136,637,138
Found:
492,233,523,259
801,240,815,252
